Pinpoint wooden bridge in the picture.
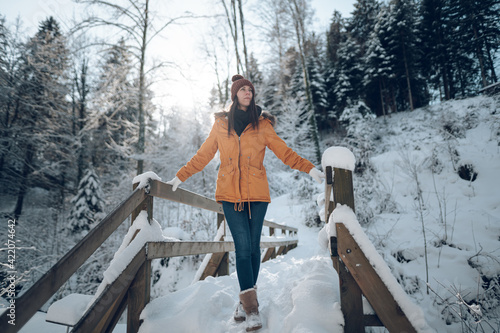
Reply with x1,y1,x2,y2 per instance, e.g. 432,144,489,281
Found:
0,161,422,333
0,177,297,333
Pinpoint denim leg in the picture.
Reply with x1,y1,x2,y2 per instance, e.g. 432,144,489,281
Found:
222,201,268,291
247,202,268,285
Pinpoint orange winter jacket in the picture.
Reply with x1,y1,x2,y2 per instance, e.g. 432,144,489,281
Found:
176,111,315,204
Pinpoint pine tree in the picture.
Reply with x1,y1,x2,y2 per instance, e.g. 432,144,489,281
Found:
0,16,13,178
305,37,329,131
419,0,454,100
324,11,346,129
384,0,428,111
12,17,71,219
450,0,500,87
68,167,105,234
334,36,364,113
347,0,381,53
364,28,393,116
445,0,479,97
326,10,346,66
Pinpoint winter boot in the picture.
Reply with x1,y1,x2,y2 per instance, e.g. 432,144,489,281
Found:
239,287,262,332
233,302,246,322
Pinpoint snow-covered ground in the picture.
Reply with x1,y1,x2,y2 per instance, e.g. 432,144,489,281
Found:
16,94,500,332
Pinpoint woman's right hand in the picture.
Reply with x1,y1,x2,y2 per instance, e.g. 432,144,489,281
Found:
166,176,182,191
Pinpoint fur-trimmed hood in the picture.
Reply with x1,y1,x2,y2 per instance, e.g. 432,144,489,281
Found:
214,106,276,127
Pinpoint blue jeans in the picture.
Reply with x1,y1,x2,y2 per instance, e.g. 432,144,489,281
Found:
222,201,268,291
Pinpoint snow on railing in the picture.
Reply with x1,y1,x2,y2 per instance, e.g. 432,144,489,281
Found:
88,211,174,309
329,205,431,332
316,146,432,333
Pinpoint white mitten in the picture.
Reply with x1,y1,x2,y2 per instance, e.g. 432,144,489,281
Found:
309,168,325,184
166,176,182,191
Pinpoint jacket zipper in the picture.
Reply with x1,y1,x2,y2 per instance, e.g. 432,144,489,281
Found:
237,134,242,205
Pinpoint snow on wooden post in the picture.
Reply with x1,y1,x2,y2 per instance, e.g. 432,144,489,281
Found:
322,147,363,333
132,172,160,227
321,147,356,258
322,147,356,223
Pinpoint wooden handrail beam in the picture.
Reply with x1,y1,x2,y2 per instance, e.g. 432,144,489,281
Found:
149,179,297,232
149,179,223,214
147,239,298,260
336,223,416,333
263,219,297,232
72,246,148,333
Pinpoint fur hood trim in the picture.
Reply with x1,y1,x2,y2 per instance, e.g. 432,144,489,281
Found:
214,107,276,127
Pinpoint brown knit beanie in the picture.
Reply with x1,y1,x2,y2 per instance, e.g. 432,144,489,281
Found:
231,74,255,101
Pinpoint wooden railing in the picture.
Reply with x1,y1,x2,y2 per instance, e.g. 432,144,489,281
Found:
0,178,297,333
324,165,417,333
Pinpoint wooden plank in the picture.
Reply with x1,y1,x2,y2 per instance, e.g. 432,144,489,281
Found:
336,223,416,333
72,246,147,333
215,213,229,276
147,241,235,259
103,294,129,333
127,182,153,332
324,166,334,223
149,180,223,214
0,188,148,333
261,247,276,263
127,259,151,333
263,220,298,232
332,168,355,212
216,252,229,276
98,292,128,333
364,314,384,327
337,257,364,333
200,252,228,280
261,240,298,248
147,240,298,260
262,227,276,263
149,180,296,232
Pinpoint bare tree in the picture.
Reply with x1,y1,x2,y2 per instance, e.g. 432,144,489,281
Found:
287,0,321,163
256,0,294,98
201,25,232,105
73,0,195,175
219,0,250,76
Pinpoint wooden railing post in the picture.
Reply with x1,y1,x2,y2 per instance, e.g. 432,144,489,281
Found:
326,166,363,333
127,179,153,332
262,227,276,263
216,213,229,276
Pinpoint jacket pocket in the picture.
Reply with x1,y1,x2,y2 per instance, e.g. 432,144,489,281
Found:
246,165,269,200
247,165,265,180
216,164,235,198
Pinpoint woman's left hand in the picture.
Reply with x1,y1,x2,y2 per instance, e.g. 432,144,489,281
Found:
309,168,325,184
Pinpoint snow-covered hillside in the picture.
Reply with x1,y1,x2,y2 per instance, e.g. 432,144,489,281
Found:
17,94,500,332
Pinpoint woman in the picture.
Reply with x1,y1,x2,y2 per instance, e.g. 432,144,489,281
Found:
167,74,324,331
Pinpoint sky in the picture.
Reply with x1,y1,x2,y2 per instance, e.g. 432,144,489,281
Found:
1,0,356,110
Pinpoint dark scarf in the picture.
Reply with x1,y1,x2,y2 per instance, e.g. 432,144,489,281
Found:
233,108,250,136
233,106,262,136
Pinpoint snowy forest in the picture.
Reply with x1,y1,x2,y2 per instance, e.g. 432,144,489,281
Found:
1,0,500,332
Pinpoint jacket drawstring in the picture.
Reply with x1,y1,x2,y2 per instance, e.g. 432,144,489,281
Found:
233,156,252,220
235,202,245,212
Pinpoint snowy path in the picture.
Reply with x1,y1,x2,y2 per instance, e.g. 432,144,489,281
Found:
139,195,344,333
